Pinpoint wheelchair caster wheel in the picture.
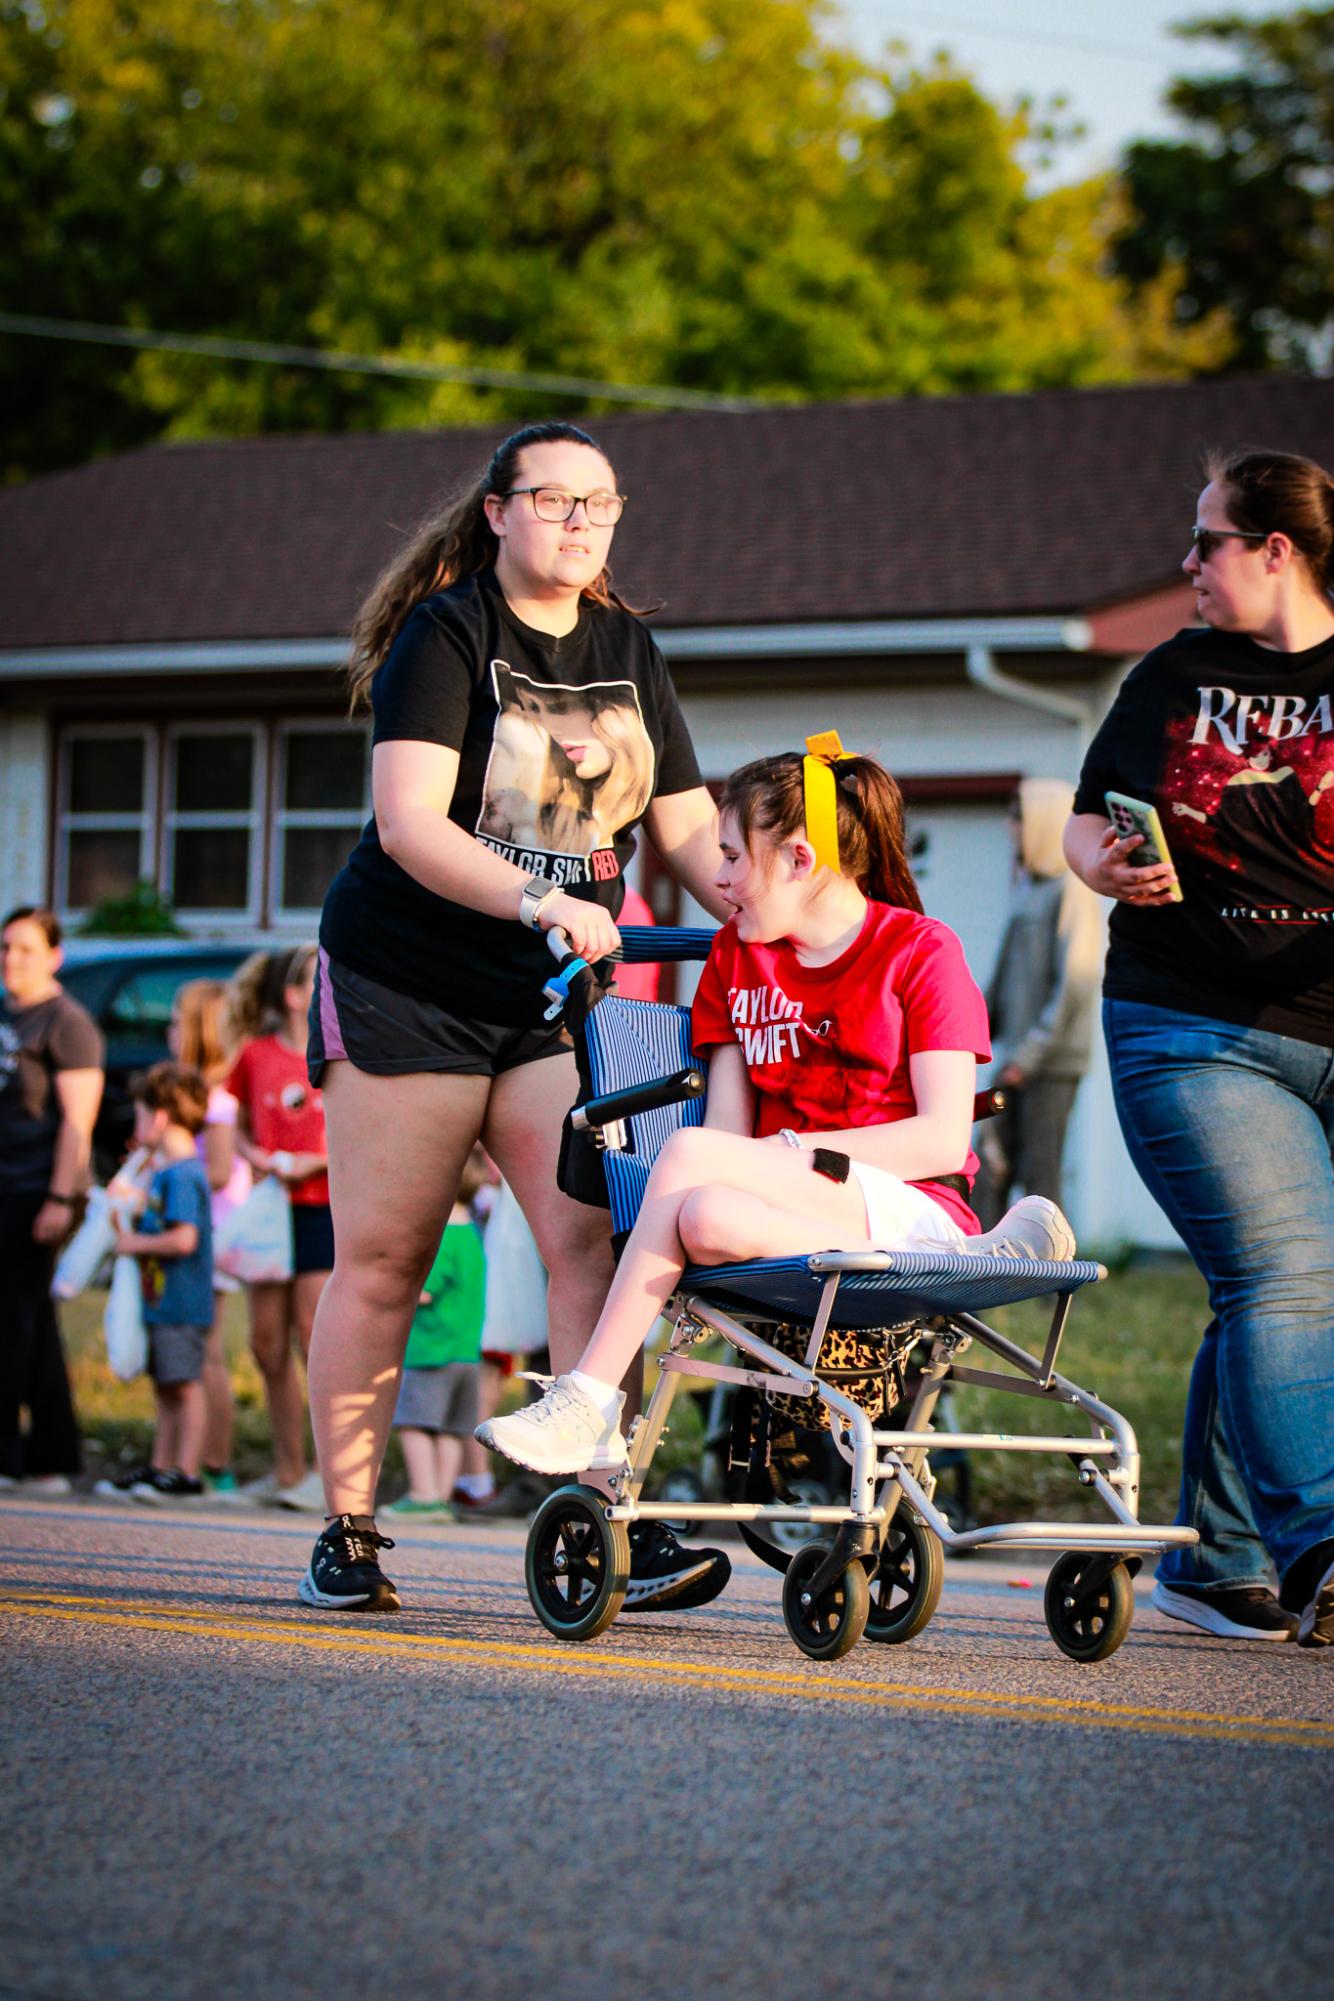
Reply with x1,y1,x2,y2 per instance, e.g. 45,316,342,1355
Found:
781,1541,870,1661
865,1512,944,1645
525,1484,630,1643
1043,1553,1135,1663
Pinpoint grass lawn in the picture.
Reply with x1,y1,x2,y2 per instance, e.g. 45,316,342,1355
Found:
59,1257,1210,1526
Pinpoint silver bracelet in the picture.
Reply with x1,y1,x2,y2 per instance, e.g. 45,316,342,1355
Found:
778,1128,804,1150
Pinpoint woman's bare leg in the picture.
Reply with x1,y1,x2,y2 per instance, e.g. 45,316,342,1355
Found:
249,1281,306,1489
308,1063,490,1518
575,1127,868,1385
482,1051,622,1389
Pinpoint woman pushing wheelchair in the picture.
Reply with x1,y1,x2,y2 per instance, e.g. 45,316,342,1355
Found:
481,736,1077,1479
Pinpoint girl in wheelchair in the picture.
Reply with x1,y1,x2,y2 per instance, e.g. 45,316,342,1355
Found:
480,739,1076,1478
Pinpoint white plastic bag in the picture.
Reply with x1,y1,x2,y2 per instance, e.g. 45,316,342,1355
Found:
104,1254,148,1382
52,1146,153,1300
214,1174,293,1284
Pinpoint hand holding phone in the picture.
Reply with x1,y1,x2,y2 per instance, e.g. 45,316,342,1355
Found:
1103,791,1183,904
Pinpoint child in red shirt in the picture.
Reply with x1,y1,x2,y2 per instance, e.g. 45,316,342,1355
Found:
481,744,1077,1477
225,944,332,1507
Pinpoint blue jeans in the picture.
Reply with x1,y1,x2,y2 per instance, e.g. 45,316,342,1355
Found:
1104,998,1334,1591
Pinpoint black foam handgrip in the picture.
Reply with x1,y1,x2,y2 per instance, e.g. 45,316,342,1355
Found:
974,1087,1006,1121
573,1066,707,1132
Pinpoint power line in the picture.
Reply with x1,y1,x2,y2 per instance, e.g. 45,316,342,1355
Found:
0,312,764,413
881,8,1177,69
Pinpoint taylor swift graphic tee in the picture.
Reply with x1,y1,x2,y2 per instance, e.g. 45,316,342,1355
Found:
1074,625,1334,1043
691,904,992,1233
320,569,701,1023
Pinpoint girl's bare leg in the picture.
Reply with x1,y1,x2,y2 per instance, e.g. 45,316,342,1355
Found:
201,1299,234,1471
293,1269,329,1361
308,1064,490,1518
435,1433,464,1500
249,1281,306,1490
576,1128,868,1385
174,1378,206,1480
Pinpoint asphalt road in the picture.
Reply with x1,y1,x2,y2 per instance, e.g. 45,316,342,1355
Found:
3,1494,1332,2001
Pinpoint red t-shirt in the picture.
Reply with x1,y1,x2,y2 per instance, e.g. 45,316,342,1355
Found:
690,902,991,1233
224,1035,330,1206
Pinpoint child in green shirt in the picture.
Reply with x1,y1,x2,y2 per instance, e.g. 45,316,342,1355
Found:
385,1154,488,1522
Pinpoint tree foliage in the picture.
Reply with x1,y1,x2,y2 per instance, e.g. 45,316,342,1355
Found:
1,0,1224,478
1114,7,1334,372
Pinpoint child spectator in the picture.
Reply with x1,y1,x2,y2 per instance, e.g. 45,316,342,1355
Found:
225,946,330,1511
170,978,251,1494
111,1063,214,1504
384,1148,488,1522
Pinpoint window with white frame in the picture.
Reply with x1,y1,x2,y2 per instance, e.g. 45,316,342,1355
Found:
273,722,371,917
165,725,264,917
57,727,156,913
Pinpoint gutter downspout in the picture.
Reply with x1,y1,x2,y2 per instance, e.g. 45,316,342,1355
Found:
965,630,1096,748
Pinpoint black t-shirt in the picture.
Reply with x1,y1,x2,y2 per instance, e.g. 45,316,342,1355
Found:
0,988,104,1193
1074,625,1334,1044
321,569,703,1024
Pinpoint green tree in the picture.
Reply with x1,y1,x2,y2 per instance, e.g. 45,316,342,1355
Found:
1114,7,1334,371
1,0,1224,480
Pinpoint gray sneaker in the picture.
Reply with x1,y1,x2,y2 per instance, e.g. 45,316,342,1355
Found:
965,1195,1077,1262
477,1375,628,1476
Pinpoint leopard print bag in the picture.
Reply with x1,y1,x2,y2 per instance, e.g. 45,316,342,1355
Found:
761,1320,919,1430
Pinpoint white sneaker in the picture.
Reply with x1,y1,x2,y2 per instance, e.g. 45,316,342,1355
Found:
20,1474,73,1497
476,1375,628,1476
236,1471,282,1505
965,1196,1076,1263
273,1469,328,1512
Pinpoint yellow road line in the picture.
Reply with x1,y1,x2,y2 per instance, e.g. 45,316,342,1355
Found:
4,1589,1330,1749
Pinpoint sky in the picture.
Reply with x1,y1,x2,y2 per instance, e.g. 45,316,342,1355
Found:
833,1,1302,182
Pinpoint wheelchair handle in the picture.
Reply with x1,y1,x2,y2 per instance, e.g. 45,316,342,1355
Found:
570,1067,707,1133
974,1087,1006,1122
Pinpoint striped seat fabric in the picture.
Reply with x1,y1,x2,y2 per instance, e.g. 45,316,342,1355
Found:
583,997,707,1237
681,1252,1105,1330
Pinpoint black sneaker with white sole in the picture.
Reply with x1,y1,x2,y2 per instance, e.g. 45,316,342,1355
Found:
93,1462,155,1500
1292,1555,1334,1649
622,1521,731,1612
298,1516,400,1612
131,1468,205,1505
1151,1579,1296,1640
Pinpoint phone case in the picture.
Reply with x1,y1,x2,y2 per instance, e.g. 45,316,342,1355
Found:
1104,791,1183,902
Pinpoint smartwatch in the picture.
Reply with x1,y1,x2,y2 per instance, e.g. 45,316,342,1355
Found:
518,875,561,932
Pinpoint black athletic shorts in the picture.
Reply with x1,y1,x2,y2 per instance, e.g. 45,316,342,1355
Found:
291,1201,335,1276
308,948,573,1086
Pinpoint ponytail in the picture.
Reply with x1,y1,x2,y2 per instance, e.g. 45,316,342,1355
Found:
719,752,923,914
224,944,317,1042
346,420,647,712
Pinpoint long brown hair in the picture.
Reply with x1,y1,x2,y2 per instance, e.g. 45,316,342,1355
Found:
1205,446,1334,595
173,978,236,1085
347,421,644,712
719,752,923,913
225,944,318,1041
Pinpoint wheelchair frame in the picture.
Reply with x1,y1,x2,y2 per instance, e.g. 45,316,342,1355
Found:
523,928,1197,1663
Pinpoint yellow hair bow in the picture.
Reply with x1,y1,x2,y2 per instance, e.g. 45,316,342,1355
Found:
802,730,857,873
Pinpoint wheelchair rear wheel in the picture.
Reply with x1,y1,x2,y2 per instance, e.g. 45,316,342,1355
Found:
1043,1553,1135,1662
781,1542,870,1660
526,1485,631,1642
865,1512,944,1645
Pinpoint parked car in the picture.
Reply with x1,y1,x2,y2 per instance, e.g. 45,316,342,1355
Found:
58,938,258,1178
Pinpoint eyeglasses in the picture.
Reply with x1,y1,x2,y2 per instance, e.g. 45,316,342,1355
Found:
1191,526,1268,562
505,487,626,526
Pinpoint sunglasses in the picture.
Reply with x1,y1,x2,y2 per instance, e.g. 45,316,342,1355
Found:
1191,526,1268,562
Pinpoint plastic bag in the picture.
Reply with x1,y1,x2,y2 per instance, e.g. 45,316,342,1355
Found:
52,1146,153,1300
214,1174,293,1284
104,1254,149,1382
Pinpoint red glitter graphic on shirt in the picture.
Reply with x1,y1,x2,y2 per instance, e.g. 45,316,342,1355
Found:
1158,683,1334,891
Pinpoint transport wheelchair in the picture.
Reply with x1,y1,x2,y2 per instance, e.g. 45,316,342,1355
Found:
526,927,1196,1664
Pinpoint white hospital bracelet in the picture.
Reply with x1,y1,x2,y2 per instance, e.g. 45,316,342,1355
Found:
778,1128,804,1150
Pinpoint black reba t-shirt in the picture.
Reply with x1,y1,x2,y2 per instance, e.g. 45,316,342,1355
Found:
1074,624,1334,1045
321,569,702,1024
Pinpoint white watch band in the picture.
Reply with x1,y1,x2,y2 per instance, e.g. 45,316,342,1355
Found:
778,1128,804,1150
518,876,560,931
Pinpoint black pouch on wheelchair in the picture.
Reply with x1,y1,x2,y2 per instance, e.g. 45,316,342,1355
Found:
556,989,612,1210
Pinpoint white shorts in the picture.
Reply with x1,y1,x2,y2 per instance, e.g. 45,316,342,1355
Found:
848,1161,968,1253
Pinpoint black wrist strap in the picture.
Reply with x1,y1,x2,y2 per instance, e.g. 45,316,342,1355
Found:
44,1190,77,1206
810,1148,851,1184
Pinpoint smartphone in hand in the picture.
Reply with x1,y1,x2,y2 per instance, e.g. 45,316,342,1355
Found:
1104,791,1183,902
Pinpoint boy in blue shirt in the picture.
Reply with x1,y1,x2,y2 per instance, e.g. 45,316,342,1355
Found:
112,1063,214,1503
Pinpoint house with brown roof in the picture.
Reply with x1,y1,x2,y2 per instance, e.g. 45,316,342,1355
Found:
3,371,1332,1243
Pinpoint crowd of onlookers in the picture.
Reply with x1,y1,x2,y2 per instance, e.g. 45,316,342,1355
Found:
0,906,538,1518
